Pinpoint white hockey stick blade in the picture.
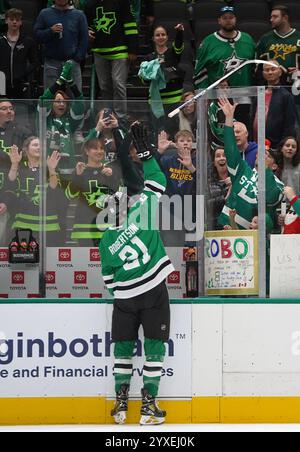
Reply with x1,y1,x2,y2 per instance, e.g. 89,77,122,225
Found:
168,59,278,118
168,108,181,118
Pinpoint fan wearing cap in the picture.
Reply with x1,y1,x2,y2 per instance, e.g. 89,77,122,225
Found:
194,5,255,90
99,123,174,426
218,97,284,230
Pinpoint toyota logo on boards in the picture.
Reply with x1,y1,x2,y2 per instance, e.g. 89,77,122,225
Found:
11,272,25,285
74,272,87,285
59,249,72,262
0,249,9,262
45,272,56,284
90,249,100,262
168,271,180,284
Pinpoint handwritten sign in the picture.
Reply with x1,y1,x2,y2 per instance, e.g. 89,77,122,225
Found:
205,230,259,296
270,235,300,299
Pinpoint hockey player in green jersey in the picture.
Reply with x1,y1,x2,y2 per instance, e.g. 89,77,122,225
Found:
194,5,255,90
100,123,174,425
218,98,284,230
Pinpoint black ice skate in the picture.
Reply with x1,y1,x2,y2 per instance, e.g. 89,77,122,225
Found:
111,384,129,425
140,389,166,425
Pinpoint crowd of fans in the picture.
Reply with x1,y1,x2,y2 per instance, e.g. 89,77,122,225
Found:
0,0,300,251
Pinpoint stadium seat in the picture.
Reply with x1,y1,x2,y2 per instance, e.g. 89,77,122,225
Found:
194,20,219,46
239,21,271,43
192,2,222,21
20,18,34,37
10,0,39,21
153,1,189,22
235,2,270,22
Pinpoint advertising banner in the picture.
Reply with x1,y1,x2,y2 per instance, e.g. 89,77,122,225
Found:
205,231,259,296
45,247,187,300
0,248,40,298
0,304,192,399
0,247,188,299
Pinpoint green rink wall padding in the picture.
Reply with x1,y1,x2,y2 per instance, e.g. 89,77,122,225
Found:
1,298,300,304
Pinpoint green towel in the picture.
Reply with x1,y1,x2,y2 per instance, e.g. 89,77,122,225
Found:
139,59,166,119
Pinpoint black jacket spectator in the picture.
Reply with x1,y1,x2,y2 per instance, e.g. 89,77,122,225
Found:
252,87,297,148
0,100,32,174
0,33,38,98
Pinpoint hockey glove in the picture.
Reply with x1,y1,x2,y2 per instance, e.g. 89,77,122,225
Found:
59,60,74,85
131,123,154,161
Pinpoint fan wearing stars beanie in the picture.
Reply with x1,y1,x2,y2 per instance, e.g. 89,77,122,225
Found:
194,5,256,90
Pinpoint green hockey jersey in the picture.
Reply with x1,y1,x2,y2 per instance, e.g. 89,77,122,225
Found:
85,0,138,60
66,164,121,242
194,31,255,89
100,158,174,299
256,29,300,74
39,87,85,175
218,126,284,230
11,162,60,233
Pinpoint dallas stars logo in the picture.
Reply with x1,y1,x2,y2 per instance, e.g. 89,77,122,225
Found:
94,7,116,34
83,180,110,207
221,51,246,74
269,44,297,62
0,139,11,155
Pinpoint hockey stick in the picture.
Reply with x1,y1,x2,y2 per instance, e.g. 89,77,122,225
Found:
168,59,278,118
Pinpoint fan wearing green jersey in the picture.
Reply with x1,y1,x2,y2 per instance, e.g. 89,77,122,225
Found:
100,123,174,426
256,5,300,120
218,97,284,230
194,5,255,91
256,5,300,84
